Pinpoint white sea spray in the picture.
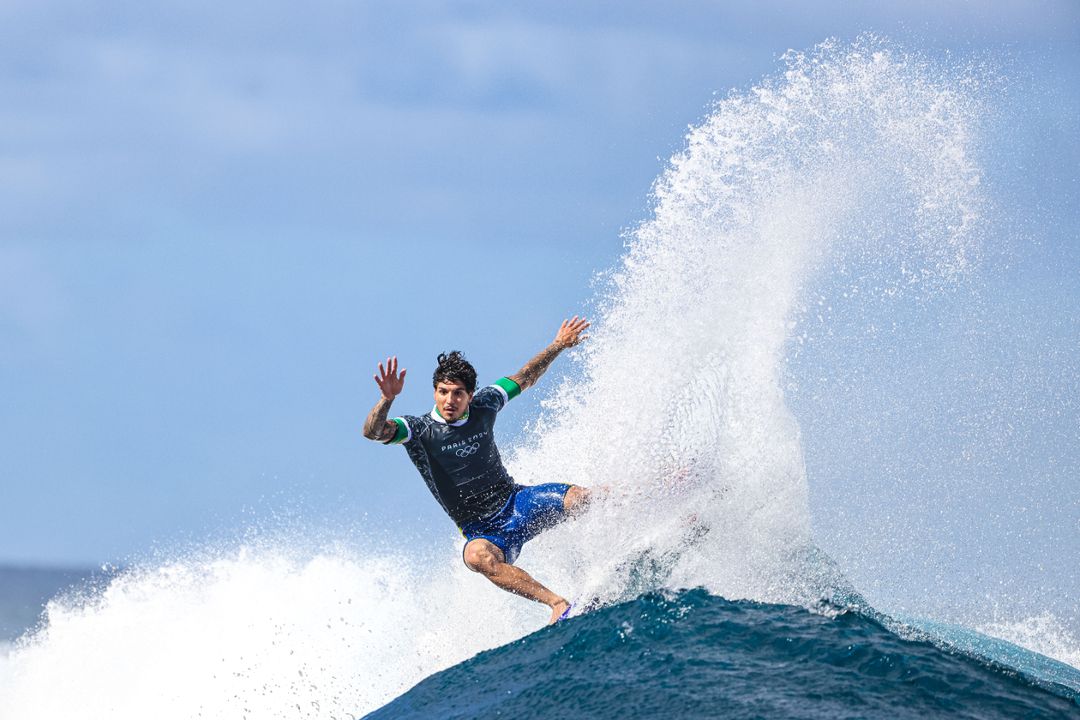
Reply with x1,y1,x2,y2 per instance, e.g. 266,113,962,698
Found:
511,35,985,609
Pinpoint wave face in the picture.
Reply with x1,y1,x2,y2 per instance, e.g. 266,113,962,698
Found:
1,37,1076,720
368,591,1080,720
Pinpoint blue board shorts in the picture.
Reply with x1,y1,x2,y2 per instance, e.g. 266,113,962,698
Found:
460,483,572,566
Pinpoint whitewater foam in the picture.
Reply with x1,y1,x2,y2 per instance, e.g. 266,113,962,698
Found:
0,542,540,718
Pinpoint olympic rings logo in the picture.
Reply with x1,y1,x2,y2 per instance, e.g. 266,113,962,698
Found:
455,442,481,458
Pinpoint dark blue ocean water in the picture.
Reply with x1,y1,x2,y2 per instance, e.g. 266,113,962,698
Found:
368,590,1080,720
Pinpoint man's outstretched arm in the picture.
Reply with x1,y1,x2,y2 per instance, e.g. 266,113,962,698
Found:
509,316,590,392
363,356,406,442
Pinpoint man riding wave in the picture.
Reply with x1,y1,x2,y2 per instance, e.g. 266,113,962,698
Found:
362,316,594,624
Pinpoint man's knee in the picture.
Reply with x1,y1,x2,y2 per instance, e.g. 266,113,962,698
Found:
463,540,504,575
563,485,593,515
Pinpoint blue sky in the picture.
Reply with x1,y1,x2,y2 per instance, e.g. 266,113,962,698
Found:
1,1,1077,567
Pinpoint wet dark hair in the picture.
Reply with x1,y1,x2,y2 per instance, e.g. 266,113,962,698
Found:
433,351,477,394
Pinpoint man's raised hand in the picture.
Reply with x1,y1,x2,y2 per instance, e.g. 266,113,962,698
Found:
554,316,591,349
508,315,591,392
374,356,406,399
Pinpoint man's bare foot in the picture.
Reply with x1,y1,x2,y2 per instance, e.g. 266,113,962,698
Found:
548,599,571,625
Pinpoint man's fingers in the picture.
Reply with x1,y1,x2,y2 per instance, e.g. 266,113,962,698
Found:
568,318,589,337
555,315,590,347
399,368,407,381
377,356,401,378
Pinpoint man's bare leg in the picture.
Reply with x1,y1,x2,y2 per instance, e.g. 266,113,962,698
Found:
563,485,590,516
563,484,608,516
463,539,570,625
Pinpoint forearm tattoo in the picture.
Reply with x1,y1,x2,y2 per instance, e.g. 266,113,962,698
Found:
514,343,564,391
363,396,395,440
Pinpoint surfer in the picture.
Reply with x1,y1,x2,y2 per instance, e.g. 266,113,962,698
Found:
362,316,594,625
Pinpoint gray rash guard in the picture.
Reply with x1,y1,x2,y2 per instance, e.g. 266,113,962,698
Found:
385,377,521,527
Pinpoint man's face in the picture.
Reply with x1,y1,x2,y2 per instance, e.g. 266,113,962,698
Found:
434,380,473,423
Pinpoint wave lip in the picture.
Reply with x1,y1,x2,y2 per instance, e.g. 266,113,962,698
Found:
368,590,1079,720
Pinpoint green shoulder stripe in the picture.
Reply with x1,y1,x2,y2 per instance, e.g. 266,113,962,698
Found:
494,376,522,401
387,417,409,444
